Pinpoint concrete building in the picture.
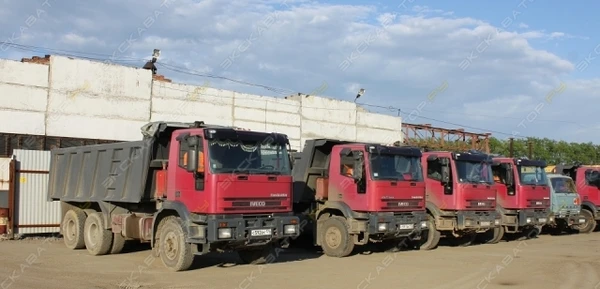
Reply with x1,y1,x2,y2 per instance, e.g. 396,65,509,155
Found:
0,54,403,152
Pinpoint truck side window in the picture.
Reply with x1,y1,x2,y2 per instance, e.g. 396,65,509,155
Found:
427,160,442,181
179,140,190,168
339,155,354,177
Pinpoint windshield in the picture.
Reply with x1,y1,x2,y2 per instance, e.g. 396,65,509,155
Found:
369,154,423,181
518,165,547,185
207,139,291,175
455,160,494,184
550,177,576,193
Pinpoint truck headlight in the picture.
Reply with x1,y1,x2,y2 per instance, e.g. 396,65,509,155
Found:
218,228,232,239
494,219,500,225
526,218,532,223
420,221,428,228
378,223,387,232
284,225,297,235
549,216,555,223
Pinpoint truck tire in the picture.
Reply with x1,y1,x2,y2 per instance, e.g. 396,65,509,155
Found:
418,215,440,250
110,233,126,254
158,216,194,271
320,216,355,257
62,209,86,250
577,209,596,234
83,212,113,256
476,226,504,244
237,244,276,264
488,226,505,244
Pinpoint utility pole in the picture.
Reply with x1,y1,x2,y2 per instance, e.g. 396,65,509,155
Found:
509,138,514,157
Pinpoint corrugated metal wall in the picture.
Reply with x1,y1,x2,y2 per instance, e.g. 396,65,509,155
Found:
13,149,61,234
0,157,10,208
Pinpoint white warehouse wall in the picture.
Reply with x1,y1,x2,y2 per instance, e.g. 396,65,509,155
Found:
0,59,48,135
46,56,152,141
0,55,403,150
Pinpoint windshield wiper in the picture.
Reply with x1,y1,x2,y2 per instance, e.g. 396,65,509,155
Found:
219,169,251,174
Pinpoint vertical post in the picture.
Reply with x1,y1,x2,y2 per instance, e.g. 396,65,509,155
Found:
7,158,15,239
509,138,514,157
528,141,533,159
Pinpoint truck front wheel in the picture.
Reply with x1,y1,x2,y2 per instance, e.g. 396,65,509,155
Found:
158,216,194,272
62,209,86,250
417,215,440,250
237,245,275,264
320,216,354,257
83,212,113,256
577,209,596,234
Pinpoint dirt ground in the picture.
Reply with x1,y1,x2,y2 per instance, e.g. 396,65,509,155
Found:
1,232,600,289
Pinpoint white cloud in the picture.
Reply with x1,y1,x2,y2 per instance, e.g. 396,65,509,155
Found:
0,0,598,143
60,33,105,46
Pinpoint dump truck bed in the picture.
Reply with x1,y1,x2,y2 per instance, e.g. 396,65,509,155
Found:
292,139,351,204
47,140,154,203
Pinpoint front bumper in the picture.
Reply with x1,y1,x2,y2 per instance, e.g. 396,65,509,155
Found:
205,214,300,244
367,211,429,237
456,210,501,230
517,209,551,227
554,211,586,228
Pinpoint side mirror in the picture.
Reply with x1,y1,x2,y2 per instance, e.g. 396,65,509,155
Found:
186,148,198,172
352,155,364,181
505,169,513,186
441,166,450,183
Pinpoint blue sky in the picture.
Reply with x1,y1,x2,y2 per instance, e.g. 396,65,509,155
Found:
1,0,599,143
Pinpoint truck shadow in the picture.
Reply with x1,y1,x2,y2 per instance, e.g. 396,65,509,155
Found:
193,248,323,270
121,242,322,270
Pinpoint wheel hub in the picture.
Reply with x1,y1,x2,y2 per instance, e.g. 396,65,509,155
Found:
164,232,178,260
325,227,342,249
66,220,75,240
87,223,98,247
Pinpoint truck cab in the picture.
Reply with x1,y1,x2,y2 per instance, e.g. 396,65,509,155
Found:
545,174,590,233
489,157,553,241
420,150,501,249
292,139,428,257
551,164,600,232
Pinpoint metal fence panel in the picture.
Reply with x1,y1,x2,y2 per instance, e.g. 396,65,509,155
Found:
13,149,60,234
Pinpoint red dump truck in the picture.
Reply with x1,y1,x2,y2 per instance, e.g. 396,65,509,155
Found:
291,139,429,257
483,157,553,242
552,164,600,232
48,121,300,271
420,150,501,249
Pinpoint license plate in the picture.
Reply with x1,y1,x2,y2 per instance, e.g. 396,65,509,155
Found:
480,221,491,227
539,218,547,223
399,224,414,230
579,219,586,223
250,229,272,237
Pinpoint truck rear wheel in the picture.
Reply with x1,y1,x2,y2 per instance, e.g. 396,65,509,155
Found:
110,233,126,254
320,216,354,257
237,245,275,264
62,209,86,250
577,209,596,234
418,215,440,250
83,212,113,256
158,216,194,271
